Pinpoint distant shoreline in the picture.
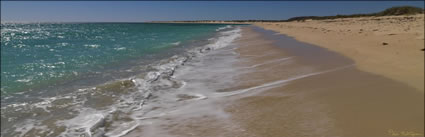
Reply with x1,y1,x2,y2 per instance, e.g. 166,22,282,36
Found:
150,6,424,24
147,21,250,25
147,14,423,24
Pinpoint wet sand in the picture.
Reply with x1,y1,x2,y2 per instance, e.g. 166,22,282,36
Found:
125,26,423,137
227,27,424,137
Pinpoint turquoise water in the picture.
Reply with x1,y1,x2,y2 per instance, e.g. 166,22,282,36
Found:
1,23,225,97
1,23,242,137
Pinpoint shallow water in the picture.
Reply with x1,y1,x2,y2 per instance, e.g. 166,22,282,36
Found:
0,23,242,137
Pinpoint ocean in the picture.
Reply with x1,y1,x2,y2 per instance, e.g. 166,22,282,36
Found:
0,23,242,137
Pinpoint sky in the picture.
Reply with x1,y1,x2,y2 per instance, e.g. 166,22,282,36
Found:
1,1,424,22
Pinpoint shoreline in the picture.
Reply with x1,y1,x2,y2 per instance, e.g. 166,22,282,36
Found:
124,25,424,137
147,21,249,25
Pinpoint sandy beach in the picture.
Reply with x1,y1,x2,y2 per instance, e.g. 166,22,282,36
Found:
255,14,425,91
228,27,424,137
124,26,424,137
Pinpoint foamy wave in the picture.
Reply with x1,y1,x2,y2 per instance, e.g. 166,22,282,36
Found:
171,41,181,46
104,121,139,137
204,27,241,51
114,47,126,51
84,44,101,48
57,111,107,137
16,78,31,83
216,25,232,31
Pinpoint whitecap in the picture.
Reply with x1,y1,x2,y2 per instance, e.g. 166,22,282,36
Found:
171,41,181,46
114,47,126,51
84,44,101,48
16,79,31,83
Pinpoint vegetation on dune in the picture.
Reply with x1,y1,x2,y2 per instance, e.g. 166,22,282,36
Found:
377,6,424,16
285,6,424,22
170,6,424,23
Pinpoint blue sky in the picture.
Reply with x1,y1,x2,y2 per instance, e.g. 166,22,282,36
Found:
1,1,424,22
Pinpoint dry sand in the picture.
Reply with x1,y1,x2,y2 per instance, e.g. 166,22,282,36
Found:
255,14,425,91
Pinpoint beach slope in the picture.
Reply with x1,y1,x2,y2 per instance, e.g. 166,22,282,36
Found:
255,14,424,91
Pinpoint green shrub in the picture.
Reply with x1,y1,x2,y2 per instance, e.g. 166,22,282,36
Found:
284,6,423,22
377,6,424,16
